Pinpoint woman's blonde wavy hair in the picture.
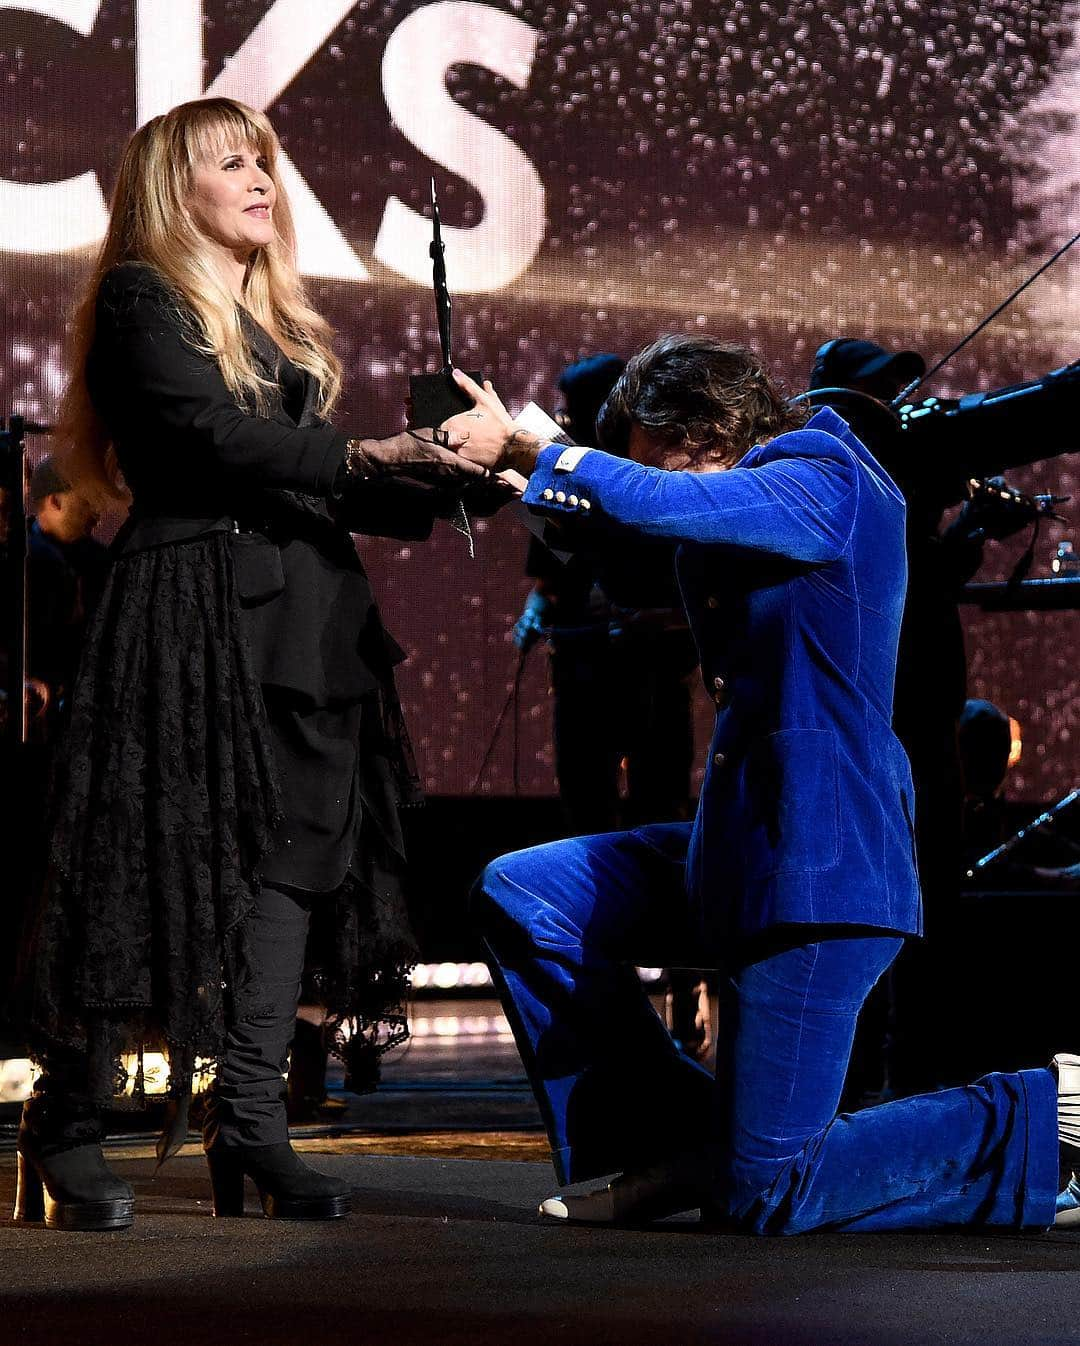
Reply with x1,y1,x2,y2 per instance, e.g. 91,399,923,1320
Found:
57,97,343,506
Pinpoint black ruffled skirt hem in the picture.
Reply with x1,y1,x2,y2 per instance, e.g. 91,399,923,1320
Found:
15,532,417,1107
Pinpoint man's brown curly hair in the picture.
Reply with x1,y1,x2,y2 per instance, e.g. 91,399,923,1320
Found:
596,334,808,470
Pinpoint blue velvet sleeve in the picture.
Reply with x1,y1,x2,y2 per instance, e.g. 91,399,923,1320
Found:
521,431,859,564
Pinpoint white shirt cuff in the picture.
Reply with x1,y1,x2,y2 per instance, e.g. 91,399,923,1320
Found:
553,446,591,473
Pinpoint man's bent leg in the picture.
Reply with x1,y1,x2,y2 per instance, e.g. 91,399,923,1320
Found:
474,824,713,1184
718,933,1058,1234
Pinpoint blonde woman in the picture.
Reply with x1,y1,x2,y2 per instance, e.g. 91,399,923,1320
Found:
15,97,492,1230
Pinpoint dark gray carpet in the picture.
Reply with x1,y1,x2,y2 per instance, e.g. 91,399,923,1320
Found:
1,1152,1079,1345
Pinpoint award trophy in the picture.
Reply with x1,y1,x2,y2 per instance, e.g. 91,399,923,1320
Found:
408,177,481,426
408,179,482,552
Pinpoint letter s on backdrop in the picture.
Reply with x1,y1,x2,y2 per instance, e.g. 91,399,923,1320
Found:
374,2,546,293
0,1,109,253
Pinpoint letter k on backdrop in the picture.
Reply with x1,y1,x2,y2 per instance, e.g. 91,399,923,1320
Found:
0,0,547,290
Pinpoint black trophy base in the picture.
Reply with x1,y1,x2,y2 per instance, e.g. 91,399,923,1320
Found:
408,370,483,430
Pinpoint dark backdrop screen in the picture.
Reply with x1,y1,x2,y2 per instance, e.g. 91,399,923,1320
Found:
2,1,1076,799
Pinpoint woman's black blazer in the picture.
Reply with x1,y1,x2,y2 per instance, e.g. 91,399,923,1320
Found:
87,262,438,704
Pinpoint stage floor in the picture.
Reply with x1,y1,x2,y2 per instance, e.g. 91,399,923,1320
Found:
3,1000,1080,1344
2,1149,1080,1345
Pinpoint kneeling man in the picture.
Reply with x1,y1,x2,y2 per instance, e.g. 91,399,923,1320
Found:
444,337,1068,1235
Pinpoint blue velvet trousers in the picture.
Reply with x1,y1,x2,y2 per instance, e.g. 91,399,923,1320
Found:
475,824,1058,1234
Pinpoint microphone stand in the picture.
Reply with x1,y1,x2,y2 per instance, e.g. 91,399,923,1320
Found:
966,787,1080,879
407,179,483,555
0,414,30,749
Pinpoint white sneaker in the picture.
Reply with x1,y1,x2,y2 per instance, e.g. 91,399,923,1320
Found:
1052,1053,1080,1227
538,1155,707,1226
1056,1176,1080,1227
539,1184,620,1224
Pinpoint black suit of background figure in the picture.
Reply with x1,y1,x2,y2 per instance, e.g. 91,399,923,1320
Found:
24,457,108,732
513,355,699,835
0,456,108,1049
512,354,706,1056
807,339,1037,1097
0,455,107,745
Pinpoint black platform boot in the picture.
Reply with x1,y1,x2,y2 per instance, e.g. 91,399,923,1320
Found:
205,880,350,1218
203,1082,350,1220
204,1140,351,1219
15,1088,134,1231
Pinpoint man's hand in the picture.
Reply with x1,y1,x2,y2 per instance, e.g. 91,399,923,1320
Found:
459,474,522,517
512,588,553,653
442,371,544,476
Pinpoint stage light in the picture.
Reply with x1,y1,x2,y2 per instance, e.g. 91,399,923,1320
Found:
408,1013,514,1042
192,1058,218,1094
120,1052,170,1097
409,962,496,991
0,1058,38,1104
636,967,664,984
464,962,492,987
433,962,464,989
407,963,664,992
0,1055,222,1104
1009,717,1023,768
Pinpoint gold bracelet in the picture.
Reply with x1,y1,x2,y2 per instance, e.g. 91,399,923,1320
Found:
343,437,372,479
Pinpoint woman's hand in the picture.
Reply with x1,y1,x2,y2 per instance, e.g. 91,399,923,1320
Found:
342,428,490,485
442,371,544,476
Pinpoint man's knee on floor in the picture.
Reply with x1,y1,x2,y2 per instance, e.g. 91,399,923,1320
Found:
715,1154,811,1237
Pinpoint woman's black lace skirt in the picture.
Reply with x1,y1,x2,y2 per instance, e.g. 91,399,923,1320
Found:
16,532,416,1105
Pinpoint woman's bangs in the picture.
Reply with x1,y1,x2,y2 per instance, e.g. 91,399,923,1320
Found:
184,106,275,172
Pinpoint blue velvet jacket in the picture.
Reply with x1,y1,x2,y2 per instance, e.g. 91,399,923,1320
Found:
522,407,922,942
